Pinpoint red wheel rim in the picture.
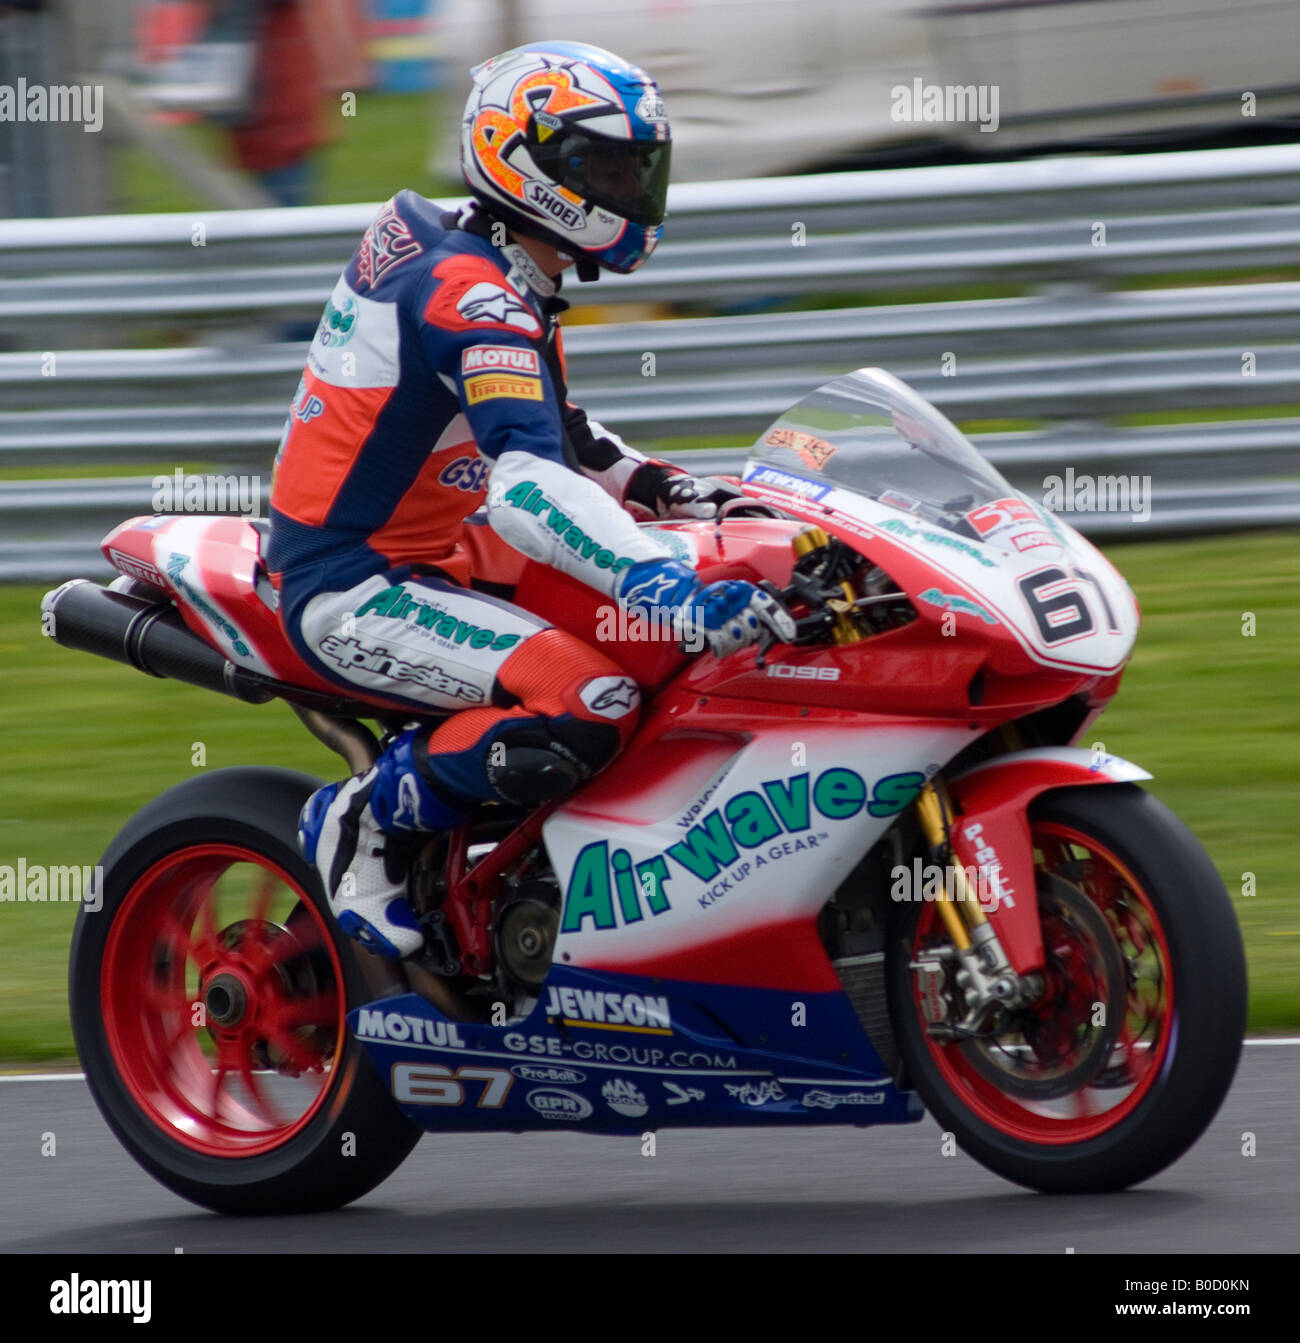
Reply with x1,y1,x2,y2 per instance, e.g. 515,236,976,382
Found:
913,822,1175,1145
101,844,345,1157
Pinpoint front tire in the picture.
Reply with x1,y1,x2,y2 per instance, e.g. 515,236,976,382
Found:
887,784,1246,1193
70,768,420,1214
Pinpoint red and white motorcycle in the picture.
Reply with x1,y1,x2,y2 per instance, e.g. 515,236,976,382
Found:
46,369,1245,1213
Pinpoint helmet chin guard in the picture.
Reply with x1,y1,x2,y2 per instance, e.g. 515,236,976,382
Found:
459,40,670,277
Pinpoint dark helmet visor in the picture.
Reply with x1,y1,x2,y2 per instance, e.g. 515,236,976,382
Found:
530,127,671,228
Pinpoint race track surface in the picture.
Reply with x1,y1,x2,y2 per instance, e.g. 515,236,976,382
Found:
2,1042,1295,1254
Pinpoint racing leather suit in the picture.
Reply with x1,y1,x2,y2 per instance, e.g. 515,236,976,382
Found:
268,192,682,811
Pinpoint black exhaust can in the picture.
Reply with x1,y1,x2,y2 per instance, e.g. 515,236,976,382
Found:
40,579,275,704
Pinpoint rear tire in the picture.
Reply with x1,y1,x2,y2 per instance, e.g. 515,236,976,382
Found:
70,768,420,1214
888,784,1246,1193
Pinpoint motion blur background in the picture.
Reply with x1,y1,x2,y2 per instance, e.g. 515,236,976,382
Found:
0,0,1296,1062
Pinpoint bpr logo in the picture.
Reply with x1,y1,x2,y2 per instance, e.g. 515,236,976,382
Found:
526,1087,592,1122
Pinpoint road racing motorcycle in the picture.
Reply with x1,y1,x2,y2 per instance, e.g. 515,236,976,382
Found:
46,369,1246,1213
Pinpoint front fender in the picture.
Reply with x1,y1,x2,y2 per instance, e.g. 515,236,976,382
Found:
945,748,1152,975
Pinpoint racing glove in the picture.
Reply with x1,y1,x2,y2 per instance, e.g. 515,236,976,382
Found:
626,462,746,521
617,558,795,657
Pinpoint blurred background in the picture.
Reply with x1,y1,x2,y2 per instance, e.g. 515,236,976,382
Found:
0,0,1296,1062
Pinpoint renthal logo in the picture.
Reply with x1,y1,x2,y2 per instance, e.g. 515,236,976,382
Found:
462,344,540,375
524,180,585,230
354,1009,467,1047
766,663,840,681
543,985,672,1033
318,634,486,703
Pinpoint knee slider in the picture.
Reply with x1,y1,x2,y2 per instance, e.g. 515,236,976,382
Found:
485,718,622,807
487,745,583,807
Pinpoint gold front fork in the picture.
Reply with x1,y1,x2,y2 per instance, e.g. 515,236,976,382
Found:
792,525,864,645
914,780,989,947
913,780,1030,1032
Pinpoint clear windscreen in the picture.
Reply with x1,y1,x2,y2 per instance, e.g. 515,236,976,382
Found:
744,368,1022,539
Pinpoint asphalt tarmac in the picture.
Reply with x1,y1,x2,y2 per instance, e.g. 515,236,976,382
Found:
2,1041,1294,1253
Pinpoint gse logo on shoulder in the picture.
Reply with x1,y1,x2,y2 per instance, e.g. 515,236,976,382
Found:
438,455,490,492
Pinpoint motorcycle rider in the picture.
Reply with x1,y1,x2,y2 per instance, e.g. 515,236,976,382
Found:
268,40,790,958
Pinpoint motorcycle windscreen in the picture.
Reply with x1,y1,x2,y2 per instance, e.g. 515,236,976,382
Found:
743,367,1029,546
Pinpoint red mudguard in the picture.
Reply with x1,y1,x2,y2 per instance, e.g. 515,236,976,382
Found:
945,747,1153,975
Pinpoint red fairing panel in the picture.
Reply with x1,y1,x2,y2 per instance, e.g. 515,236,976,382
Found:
945,748,1153,975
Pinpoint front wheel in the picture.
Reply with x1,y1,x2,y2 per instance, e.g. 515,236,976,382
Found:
70,768,420,1214
887,784,1246,1193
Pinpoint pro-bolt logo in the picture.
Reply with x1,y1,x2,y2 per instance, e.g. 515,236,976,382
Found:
560,767,925,932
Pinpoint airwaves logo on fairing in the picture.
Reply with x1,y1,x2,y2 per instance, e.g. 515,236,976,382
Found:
164,552,252,658
560,766,927,933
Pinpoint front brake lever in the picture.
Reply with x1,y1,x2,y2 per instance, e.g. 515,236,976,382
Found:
754,626,777,670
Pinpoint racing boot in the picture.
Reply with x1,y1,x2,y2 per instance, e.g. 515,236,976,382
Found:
298,728,465,958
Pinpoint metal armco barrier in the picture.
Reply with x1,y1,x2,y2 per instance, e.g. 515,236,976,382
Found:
1,143,1298,581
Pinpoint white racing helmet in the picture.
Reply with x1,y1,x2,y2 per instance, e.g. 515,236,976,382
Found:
459,40,671,277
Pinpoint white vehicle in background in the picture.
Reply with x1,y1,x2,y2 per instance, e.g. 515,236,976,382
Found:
431,0,1300,181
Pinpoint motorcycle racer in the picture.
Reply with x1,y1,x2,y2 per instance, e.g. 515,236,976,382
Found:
269,41,790,958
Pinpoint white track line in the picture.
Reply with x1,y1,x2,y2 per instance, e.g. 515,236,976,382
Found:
2,1037,1299,1084
0,1072,86,1081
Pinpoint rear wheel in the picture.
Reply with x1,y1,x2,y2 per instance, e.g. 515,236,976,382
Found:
70,768,419,1213
888,784,1246,1193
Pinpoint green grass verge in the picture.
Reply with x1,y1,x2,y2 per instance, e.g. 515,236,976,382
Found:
114,91,460,214
0,529,1295,1063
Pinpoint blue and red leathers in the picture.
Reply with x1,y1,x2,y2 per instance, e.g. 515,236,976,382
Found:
271,192,691,817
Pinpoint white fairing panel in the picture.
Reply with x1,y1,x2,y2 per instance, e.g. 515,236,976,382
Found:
152,516,277,676
545,723,974,967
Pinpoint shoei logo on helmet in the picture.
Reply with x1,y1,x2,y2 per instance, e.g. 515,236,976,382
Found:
470,58,613,197
524,179,585,231
534,110,563,140
635,91,666,123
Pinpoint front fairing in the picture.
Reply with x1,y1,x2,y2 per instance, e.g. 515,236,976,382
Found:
740,368,1140,676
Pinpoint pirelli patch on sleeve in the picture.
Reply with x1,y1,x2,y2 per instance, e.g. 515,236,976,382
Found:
464,371,544,404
